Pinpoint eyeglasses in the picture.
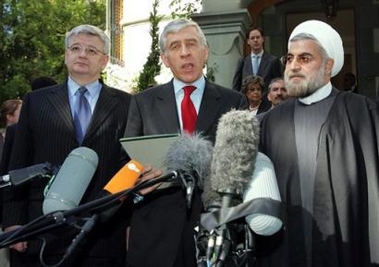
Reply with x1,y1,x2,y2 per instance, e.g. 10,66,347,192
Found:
67,44,106,56
280,54,314,65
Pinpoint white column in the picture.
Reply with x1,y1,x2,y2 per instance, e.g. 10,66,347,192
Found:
192,8,251,88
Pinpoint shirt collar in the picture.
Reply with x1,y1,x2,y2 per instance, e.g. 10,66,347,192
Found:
251,50,264,58
298,82,332,105
67,77,102,98
173,76,206,95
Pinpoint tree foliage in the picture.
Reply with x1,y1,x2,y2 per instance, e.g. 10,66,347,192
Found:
134,0,163,92
0,0,105,103
169,0,202,19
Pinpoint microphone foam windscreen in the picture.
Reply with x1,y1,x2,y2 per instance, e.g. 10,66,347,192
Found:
211,109,260,195
103,159,143,195
99,159,143,222
164,134,213,188
243,152,282,236
43,147,99,214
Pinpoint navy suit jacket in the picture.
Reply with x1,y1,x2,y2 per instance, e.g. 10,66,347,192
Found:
125,79,248,267
3,82,131,264
232,52,283,91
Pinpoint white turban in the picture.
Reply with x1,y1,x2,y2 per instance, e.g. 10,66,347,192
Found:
288,20,344,77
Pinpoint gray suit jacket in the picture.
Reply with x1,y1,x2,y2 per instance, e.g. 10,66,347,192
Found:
232,52,282,91
3,81,131,264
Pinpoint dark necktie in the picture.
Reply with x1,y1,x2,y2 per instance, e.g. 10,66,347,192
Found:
181,85,197,134
74,87,91,144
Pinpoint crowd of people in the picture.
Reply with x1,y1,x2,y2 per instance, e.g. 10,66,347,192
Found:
0,17,377,267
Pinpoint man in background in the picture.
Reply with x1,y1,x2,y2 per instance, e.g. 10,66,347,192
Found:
233,26,282,91
342,72,358,93
266,77,288,108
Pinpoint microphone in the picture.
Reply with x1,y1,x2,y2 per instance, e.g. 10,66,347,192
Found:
43,147,99,214
202,109,260,209
199,109,260,266
0,163,56,188
63,214,99,260
0,157,143,249
163,133,213,208
243,152,282,236
103,159,143,195
63,159,143,259
97,159,143,221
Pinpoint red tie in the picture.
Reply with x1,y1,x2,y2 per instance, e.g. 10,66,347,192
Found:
181,85,197,134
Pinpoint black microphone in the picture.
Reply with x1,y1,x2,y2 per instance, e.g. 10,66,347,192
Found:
164,133,213,208
62,214,99,260
0,162,56,188
43,147,99,214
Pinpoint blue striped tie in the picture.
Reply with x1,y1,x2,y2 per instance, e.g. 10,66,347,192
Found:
74,87,91,144
253,55,259,75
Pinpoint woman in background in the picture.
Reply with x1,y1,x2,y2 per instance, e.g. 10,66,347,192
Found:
0,99,23,160
241,75,270,115
0,99,22,267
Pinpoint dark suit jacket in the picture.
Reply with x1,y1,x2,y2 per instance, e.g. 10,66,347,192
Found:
232,52,283,91
125,79,248,267
0,123,17,175
2,82,131,266
0,123,17,224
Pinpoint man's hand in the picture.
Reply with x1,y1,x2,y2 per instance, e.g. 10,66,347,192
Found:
136,164,163,196
4,225,27,252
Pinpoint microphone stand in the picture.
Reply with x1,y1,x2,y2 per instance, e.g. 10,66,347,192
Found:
0,170,179,248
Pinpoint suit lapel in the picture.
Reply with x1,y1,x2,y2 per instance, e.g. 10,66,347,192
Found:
243,56,253,76
155,82,181,133
46,84,76,136
258,53,270,74
196,82,221,133
85,85,119,140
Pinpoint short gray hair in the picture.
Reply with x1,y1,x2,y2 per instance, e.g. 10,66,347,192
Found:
268,77,284,92
65,24,110,54
159,19,208,54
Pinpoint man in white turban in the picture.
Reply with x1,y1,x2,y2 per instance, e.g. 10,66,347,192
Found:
257,20,379,267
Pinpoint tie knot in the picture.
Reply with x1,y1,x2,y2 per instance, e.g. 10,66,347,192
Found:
78,86,88,95
183,85,196,96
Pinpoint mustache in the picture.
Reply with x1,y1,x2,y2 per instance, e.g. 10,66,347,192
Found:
286,73,306,79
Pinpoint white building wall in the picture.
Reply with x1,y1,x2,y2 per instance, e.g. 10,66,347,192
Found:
106,0,201,92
